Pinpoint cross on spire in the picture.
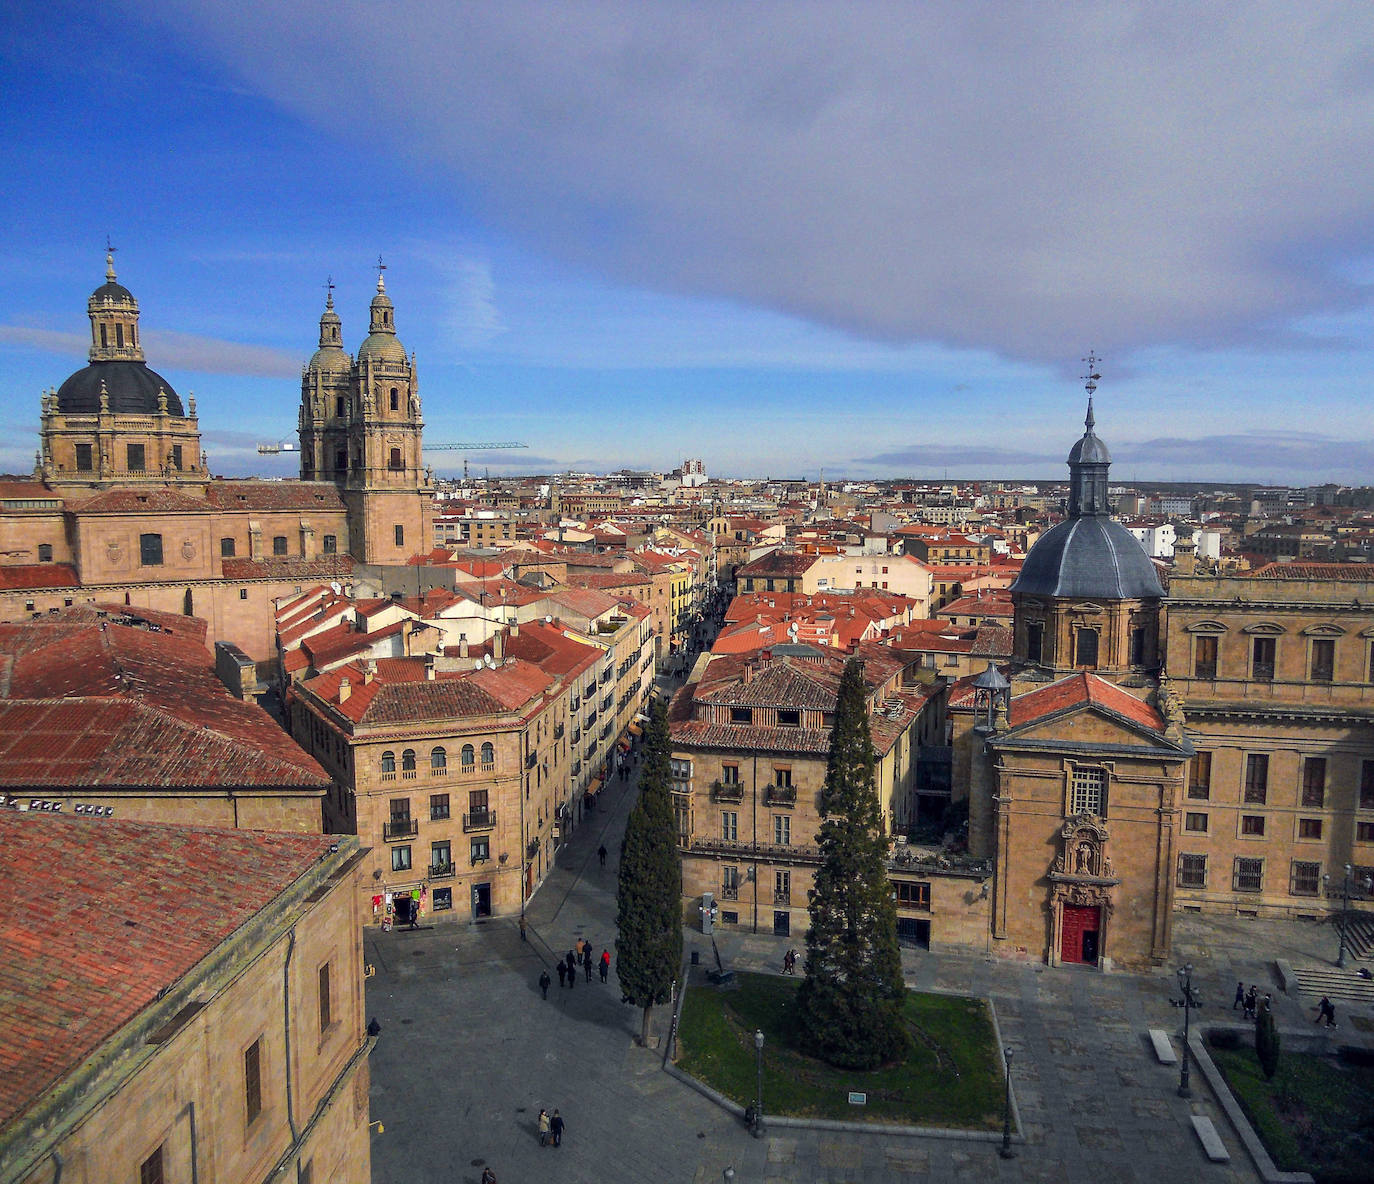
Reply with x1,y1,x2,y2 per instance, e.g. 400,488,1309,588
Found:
375,254,387,291
324,275,335,308
104,236,118,281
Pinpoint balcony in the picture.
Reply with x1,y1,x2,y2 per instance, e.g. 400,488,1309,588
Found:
383,818,418,841
463,809,497,832
554,723,565,740
711,779,744,803
773,889,791,906
526,752,538,769
428,862,455,880
764,785,796,808
720,884,739,901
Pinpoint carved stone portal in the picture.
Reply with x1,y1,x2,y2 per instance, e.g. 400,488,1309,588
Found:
1053,814,1113,880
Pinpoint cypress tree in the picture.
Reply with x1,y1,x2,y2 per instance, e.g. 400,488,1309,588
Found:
795,657,911,1069
1255,999,1281,1080
615,698,684,1045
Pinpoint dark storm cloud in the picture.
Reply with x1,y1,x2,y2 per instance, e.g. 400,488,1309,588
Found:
146,3,1374,365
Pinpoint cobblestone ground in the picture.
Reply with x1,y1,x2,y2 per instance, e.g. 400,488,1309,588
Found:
366,700,1371,1183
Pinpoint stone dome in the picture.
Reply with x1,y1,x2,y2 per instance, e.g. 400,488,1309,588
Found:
1068,431,1110,465
55,360,185,416
356,331,406,363
1012,516,1163,600
309,344,353,373
90,280,135,305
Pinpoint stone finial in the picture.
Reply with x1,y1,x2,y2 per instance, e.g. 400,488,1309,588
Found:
188,392,196,416
98,380,110,413
157,388,168,413
992,693,1010,732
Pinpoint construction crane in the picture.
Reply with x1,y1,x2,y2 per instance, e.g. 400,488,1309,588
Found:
256,439,527,479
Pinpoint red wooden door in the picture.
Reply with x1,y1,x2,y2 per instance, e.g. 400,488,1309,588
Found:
1061,904,1100,964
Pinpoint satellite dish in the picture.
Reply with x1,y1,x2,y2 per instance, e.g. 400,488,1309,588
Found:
545,614,553,623
330,582,342,595
473,660,484,671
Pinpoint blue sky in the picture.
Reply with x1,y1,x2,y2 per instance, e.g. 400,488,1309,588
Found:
3,2,1374,483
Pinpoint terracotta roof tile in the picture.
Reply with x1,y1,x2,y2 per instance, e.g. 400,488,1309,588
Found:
1010,672,1163,733
223,556,355,580
0,564,81,591
206,480,347,512
0,811,338,1127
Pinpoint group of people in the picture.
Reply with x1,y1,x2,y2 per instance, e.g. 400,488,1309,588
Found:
1232,982,1272,1018
536,1108,566,1147
538,938,612,998
1315,994,1338,1028
782,947,800,975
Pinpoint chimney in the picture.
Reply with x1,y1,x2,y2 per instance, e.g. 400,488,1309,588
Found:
425,656,436,681
364,661,376,685
459,633,469,658
509,615,519,637
338,676,351,703
492,630,504,664
1173,524,1197,576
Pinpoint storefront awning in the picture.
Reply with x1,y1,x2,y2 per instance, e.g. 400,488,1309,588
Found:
586,777,603,796
627,723,642,736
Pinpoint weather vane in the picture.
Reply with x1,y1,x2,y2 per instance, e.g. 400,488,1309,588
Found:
1081,351,1101,397
376,254,387,277
324,274,335,301
105,235,117,258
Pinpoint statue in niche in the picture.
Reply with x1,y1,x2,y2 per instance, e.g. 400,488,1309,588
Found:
1075,841,1093,875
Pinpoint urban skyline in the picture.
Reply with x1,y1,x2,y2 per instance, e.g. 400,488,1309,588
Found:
4,4,1374,484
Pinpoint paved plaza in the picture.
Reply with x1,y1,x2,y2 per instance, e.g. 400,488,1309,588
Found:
364,738,1372,1184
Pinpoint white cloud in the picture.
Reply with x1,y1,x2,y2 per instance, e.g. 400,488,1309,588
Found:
0,324,300,378
141,2,1374,366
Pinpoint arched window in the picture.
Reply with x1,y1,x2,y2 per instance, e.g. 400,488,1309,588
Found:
461,744,475,767
182,588,193,616
390,387,399,411
402,749,417,772
335,396,345,418
381,750,396,775
389,447,403,470
480,742,495,765
431,746,447,772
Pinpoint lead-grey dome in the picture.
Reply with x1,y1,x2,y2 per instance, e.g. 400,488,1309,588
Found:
56,360,184,416
1012,516,1162,599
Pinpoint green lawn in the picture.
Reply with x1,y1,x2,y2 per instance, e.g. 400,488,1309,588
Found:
1210,1042,1374,1184
676,971,1004,1127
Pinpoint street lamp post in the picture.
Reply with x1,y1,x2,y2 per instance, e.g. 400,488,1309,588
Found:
999,1046,1015,1158
1323,863,1368,969
753,1029,765,1138
1177,963,1195,1098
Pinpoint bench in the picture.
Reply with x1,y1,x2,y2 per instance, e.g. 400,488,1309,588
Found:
1190,1115,1230,1162
1148,1028,1177,1064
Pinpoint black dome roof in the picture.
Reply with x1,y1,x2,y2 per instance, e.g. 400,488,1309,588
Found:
91,281,135,304
1012,516,1163,600
55,360,184,416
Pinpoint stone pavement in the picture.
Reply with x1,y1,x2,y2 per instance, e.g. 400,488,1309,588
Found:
364,737,1371,1183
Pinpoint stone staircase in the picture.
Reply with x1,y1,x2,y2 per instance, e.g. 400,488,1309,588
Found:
1287,964,1374,1007
1345,909,1374,961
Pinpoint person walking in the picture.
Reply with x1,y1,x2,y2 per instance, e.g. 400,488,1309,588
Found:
1316,996,1337,1027
1233,981,1245,1010
598,844,607,868
584,945,594,982
556,961,567,989
1244,985,1258,1019
481,1168,497,1184
519,914,527,942
599,948,610,983
537,1108,551,1146
566,952,576,990
550,1109,565,1147
539,969,551,1000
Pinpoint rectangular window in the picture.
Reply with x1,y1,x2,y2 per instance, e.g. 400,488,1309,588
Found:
220,537,236,557
1358,822,1374,843
1301,757,1326,808
1188,751,1212,800
391,845,412,872
1362,760,1374,810
127,443,145,472
1193,635,1217,679
1234,857,1264,892
1241,815,1266,837
721,811,738,842
1074,628,1100,668
140,1145,164,1184
895,881,931,909
244,1037,263,1124
1310,639,1335,683
431,840,451,870
1070,767,1105,816
273,535,288,556
239,588,248,600
773,815,791,845
37,543,52,562
1185,812,1208,833
323,534,337,554
139,533,163,566
1298,818,1323,840
729,707,753,724
777,709,800,727
468,789,489,813
390,797,411,822
1178,853,1207,889
1244,754,1269,804
470,836,490,863
433,887,453,911
430,793,450,821
720,764,739,784
1291,860,1321,896
394,524,405,547
74,443,93,471
171,444,183,471
1252,636,1275,682
674,798,690,845
1026,622,1043,663
775,869,791,902
722,865,739,893
773,767,793,788
318,963,332,1035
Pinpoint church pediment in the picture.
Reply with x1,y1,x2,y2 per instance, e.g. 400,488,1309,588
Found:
1241,621,1286,635
1185,619,1228,634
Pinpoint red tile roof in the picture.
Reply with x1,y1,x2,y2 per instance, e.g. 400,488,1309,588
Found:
73,488,210,514
1010,673,1163,733
207,480,347,512
1250,562,1374,581
0,811,338,1127
0,564,81,591
223,556,355,580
